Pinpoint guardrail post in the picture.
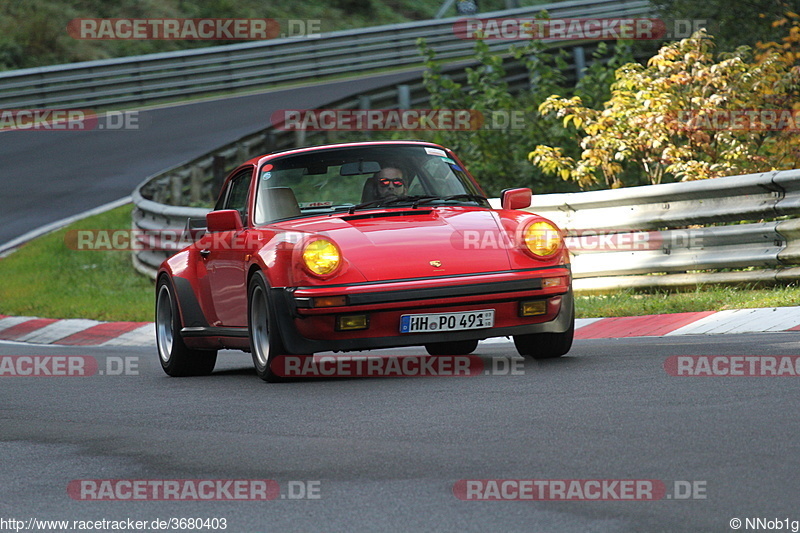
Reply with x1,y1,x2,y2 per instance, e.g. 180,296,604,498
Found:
262,130,277,153
397,85,410,110
359,95,372,139
294,129,307,147
212,155,227,193
573,46,586,80
435,0,457,19
170,175,182,205
190,166,203,204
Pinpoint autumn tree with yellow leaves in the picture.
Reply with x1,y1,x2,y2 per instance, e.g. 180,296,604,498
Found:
529,17,800,189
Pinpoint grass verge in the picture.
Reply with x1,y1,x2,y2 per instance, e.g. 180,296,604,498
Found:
2,204,800,322
0,204,154,322
576,285,800,318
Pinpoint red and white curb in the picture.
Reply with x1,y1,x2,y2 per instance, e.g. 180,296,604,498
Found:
0,315,153,347
573,307,800,339
2,306,800,347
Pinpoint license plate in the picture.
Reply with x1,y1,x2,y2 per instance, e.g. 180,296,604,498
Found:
400,309,494,333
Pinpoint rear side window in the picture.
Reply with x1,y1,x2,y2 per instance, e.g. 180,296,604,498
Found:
215,169,253,223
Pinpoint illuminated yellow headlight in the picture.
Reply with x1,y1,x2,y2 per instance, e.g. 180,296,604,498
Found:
523,221,562,257
302,239,341,276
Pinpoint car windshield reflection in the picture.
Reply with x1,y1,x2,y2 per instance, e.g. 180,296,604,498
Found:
254,145,488,224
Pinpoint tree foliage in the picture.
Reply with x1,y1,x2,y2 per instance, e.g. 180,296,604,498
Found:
755,10,800,65
415,37,634,195
530,28,800,189
0,0,445,70
651,0,795,53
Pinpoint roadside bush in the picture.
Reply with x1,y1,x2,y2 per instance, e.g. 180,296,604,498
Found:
530,27,800,189
411,37,635,195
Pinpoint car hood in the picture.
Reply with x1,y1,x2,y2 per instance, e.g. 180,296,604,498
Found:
281,207,513,282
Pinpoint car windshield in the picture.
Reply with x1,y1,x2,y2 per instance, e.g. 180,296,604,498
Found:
253,144,488,224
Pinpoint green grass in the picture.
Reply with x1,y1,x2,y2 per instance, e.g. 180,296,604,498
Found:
576,286,800,318
0,204,154,322
3,204,800,322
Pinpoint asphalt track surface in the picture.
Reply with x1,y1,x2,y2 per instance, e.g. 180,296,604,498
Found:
0,69,424,247
2,334,800,532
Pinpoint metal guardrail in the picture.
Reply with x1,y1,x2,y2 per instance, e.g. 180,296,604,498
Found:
0,0,652,109
520,169,800,291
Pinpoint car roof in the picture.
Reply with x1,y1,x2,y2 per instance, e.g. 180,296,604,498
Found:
247,140,449,168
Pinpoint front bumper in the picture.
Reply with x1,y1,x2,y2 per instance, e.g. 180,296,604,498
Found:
269,267,574,354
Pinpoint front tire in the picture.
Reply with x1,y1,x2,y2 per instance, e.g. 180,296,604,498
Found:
156,277,217,376
513,322,574,359
248,271,290,382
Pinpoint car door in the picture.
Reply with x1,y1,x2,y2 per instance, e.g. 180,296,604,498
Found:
199,168,254,327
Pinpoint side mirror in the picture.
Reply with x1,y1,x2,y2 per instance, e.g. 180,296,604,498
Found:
500,188,532,210
206,209,243,233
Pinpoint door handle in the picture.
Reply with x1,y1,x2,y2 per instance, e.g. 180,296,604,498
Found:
199,249,211,258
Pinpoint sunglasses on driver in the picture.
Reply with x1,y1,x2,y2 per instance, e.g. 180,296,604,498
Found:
378,177,405,188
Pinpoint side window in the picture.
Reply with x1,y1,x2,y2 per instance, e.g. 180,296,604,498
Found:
216,170,253,223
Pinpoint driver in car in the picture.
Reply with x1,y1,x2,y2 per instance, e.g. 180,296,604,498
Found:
372,167,408,201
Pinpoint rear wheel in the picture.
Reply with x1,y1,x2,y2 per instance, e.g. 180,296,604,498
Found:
155,277,217,376
424,339,479,356
248,271,291,382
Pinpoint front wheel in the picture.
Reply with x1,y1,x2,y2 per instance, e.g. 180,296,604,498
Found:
156,277,217,376
248,271,291,382
513,322,574,359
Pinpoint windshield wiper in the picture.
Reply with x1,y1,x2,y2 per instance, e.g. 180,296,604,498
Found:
442,193,489,202
411,193,489,207
347,199,383,214
347,195,439,214
345,194,488,214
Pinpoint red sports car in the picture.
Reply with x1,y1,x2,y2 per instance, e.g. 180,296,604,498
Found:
156,141,574,381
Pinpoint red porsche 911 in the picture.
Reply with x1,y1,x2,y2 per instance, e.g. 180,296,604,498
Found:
156,141,574,381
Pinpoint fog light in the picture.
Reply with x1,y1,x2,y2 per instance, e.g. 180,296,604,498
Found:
336,315,369,331
520,301,547,317
312,296,347,308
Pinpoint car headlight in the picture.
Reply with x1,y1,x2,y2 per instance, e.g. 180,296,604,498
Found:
302,239,341,276
523,221,562,257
